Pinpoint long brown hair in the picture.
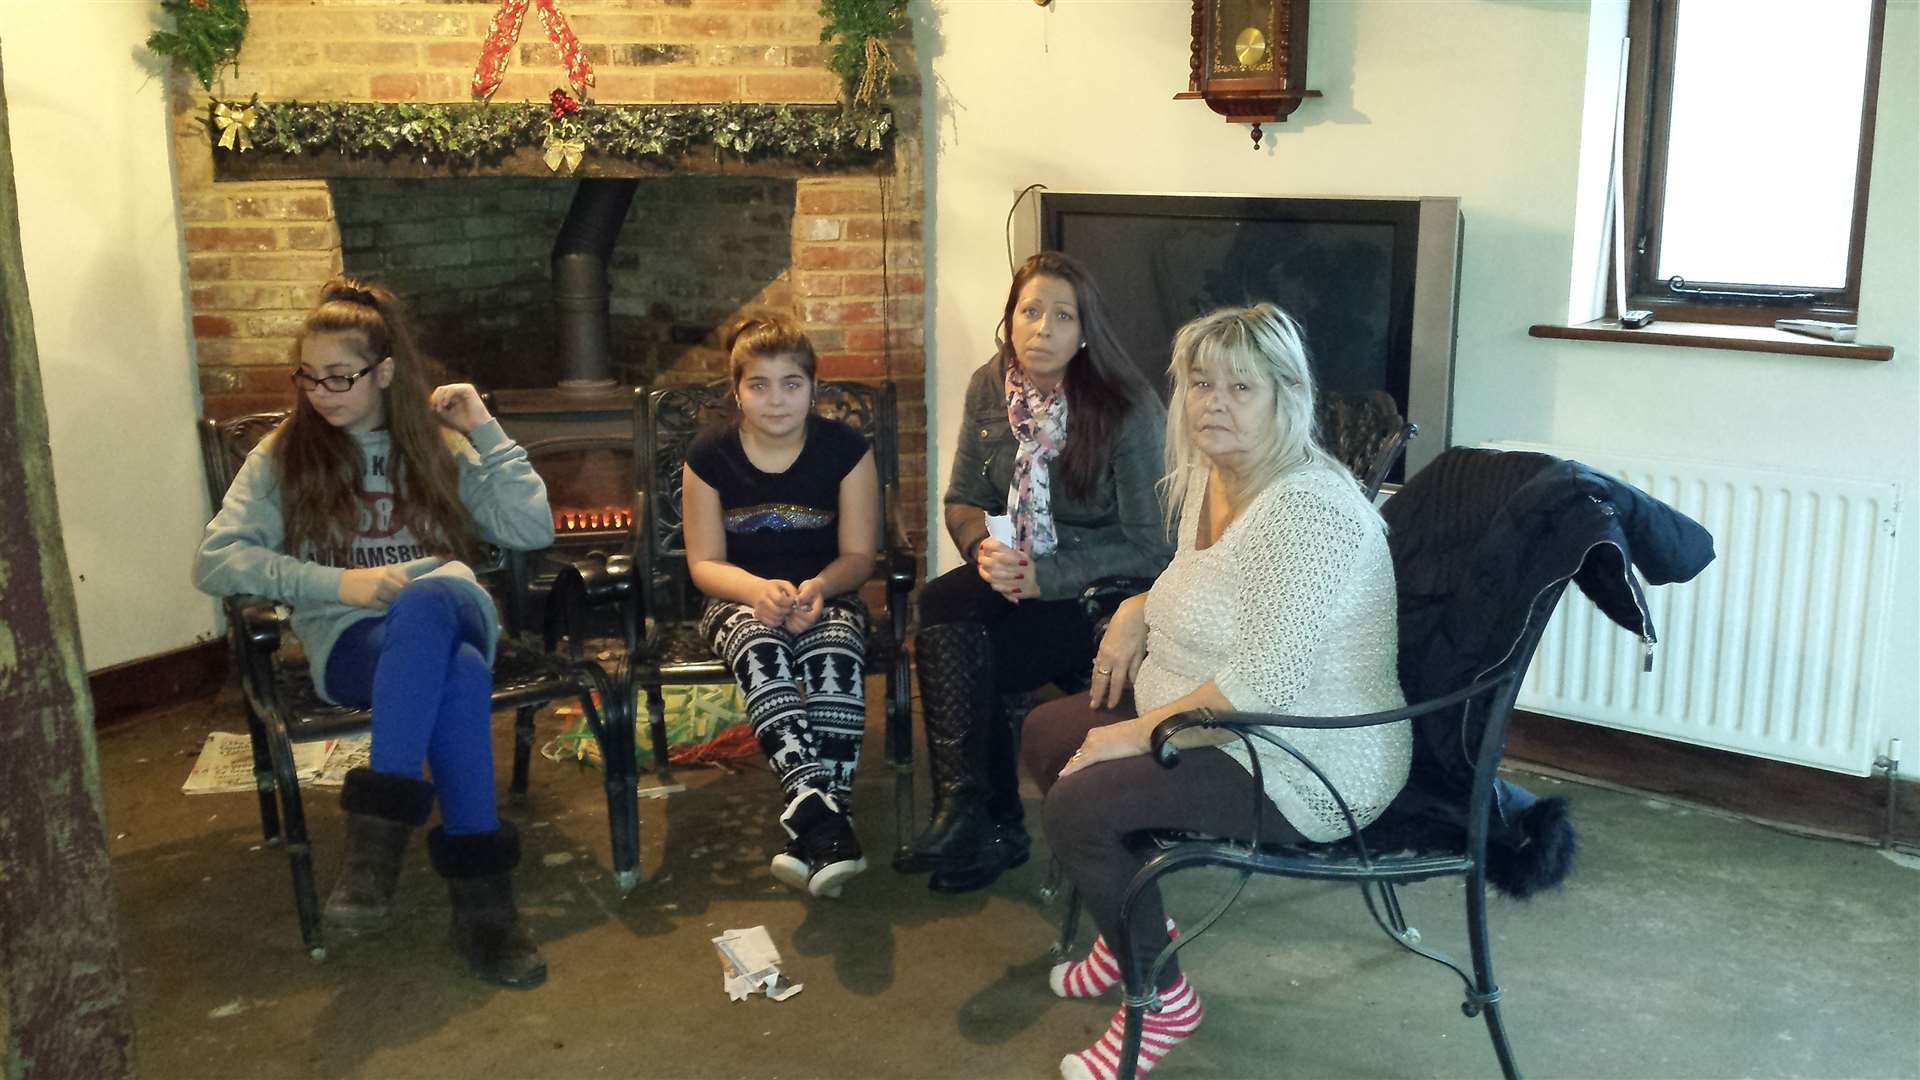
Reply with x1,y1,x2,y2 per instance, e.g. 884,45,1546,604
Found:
995,252,1159,500
275,277,483,564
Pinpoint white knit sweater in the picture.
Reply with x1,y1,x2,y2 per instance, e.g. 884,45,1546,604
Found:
1135,465,1410,842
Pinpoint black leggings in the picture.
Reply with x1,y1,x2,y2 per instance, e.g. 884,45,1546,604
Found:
1021,693,1303,989
917,563,1096,694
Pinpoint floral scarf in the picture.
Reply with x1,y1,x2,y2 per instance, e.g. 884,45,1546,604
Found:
1004,360,1068,556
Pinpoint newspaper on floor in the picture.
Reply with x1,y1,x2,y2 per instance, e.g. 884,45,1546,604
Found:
712,926,802,1002
182,732,330,795
309,734,371,787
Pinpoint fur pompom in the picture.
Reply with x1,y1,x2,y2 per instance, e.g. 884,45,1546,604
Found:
1485,796,1577,899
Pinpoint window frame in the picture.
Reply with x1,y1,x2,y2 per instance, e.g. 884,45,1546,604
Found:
1620,0,1887,326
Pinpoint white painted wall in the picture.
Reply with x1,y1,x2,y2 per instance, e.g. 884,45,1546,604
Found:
1,8,215,670
918,1,1919,761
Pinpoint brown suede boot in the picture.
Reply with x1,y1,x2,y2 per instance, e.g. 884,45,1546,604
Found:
428,822,547,989
323,767,435,934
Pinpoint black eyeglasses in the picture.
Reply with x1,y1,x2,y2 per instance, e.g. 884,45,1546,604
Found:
291,362,379,394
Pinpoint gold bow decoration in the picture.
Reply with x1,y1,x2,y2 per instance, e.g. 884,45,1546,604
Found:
211,100,257,152
543,135,586,174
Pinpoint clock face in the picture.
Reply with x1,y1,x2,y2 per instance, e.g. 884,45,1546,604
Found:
1209,0,1280,78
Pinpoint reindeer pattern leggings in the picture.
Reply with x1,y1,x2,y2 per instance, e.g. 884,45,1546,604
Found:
699,594,869,807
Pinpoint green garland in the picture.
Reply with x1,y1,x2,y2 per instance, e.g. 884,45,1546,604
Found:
148,0,249,91
819,0,910,102
210,99,892,167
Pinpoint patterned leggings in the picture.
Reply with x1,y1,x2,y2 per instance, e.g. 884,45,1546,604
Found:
699,594,869,806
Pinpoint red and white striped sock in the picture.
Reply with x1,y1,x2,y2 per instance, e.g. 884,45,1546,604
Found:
1049,918,1178,999
1058,976,1204,1080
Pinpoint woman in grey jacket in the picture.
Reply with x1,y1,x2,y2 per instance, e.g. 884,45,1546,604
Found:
195,278,555,987
896,252,1173,893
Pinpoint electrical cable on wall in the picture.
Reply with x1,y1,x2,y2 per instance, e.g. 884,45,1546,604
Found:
1006,182,1047,275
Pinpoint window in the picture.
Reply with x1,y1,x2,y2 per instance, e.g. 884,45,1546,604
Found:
1622,0,1886,325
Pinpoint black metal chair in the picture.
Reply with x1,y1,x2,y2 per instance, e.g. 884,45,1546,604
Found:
1320,388,1418,498
197,412,629,960
560,381,918,860
1051,446,1703,1080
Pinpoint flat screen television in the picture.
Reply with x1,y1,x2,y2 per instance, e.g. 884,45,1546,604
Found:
1021,193,1462,480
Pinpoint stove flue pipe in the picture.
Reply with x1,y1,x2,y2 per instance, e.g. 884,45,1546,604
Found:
551,178,639,391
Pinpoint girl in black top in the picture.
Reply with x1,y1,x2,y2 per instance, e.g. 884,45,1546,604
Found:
683,317,880,898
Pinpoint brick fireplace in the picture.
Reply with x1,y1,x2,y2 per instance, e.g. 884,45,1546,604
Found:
170,0,929,554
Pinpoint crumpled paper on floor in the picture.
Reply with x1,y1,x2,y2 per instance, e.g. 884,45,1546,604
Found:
712,926,801,1002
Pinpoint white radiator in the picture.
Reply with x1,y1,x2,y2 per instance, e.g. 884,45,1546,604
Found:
1484,442,1902,776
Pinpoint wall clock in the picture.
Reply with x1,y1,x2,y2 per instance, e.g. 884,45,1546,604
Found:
1176,0,1318,147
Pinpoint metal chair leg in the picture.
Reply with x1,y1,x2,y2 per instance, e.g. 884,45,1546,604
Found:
509,704,536,802
574,667,641,894
892,758,915,865
1465,872,1520,1080
1117,999,1148,1080
264,721,324,960
886,649,915,860
1377,881,1422,945
643,683,674,786
1050,880,1082,962
243,706,283,845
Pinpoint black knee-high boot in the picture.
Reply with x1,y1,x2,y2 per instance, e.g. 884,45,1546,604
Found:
428,822,547,989
894,623,997,874
928,690,1034,893
324,767,436,933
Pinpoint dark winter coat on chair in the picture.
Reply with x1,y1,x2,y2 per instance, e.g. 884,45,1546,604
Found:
1368,447,1716,897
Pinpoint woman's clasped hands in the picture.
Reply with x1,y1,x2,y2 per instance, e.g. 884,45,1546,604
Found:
752,577,827,632
974,536,1036,602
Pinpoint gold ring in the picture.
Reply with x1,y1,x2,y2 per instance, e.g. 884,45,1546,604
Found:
1096,666,1113,675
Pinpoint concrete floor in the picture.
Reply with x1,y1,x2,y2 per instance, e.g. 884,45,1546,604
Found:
101,681,1920,1079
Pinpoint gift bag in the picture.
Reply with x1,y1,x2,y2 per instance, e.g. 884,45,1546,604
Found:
543,682,755,768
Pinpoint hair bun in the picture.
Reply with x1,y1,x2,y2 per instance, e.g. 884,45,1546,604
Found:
319,276,380,309
725,316,771,355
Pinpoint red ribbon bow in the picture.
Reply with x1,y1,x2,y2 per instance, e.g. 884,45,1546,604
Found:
472,0,595,101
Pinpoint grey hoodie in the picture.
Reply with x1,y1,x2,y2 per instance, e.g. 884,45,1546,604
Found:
193,419,554,702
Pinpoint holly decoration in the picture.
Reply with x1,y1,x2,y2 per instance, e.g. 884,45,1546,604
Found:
544,89,586,173
818,0,908,104
147,0,249,91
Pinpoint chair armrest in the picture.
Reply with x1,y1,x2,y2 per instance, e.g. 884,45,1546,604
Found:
473,544,509,575
877,545,918,594
1148,672,1518,767
1360,422,1417,499
1078,575,1156,626
226,594,285,652
544,551,636,657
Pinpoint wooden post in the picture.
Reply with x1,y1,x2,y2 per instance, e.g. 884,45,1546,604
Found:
0,51,138,1080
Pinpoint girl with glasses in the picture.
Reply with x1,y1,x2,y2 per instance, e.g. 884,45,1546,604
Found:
193,276,555,988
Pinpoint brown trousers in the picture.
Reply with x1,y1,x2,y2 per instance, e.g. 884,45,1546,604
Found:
1020,692,1303,989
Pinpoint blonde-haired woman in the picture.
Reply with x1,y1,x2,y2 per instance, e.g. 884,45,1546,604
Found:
1019,303,1410,1080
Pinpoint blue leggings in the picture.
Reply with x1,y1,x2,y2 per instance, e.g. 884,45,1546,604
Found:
326,578,498,836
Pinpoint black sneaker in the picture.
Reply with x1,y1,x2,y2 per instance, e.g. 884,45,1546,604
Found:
769,836,811,893
774,788,867,898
